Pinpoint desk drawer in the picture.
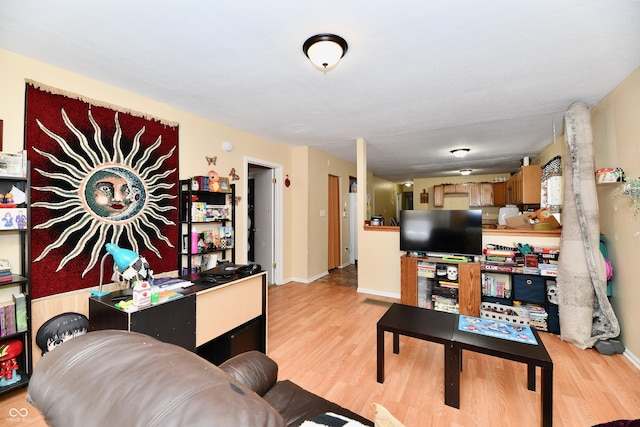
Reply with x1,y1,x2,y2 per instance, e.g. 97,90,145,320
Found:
513,275,546,304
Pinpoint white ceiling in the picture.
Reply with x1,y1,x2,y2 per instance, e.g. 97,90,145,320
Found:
2,1,639,182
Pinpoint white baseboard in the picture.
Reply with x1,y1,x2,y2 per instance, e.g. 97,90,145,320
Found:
624,348,640,371
356,287,400,300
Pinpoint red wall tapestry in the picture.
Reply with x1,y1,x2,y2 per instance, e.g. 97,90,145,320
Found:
25,81,179,299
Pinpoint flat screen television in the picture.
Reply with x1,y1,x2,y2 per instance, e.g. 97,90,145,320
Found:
399,209,483,257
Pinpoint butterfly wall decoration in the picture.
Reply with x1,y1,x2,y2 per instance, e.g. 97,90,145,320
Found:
229,168,240,181
206,156,217,166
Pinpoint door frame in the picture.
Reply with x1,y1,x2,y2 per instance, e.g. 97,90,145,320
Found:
244,156,283,285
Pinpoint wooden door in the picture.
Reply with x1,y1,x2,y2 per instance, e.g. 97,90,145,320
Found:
328,175,341,270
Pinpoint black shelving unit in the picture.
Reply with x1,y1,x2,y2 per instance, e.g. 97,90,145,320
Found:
0,163,32,395
178,179,235,276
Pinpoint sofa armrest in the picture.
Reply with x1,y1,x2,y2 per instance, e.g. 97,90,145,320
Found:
219,350,278,396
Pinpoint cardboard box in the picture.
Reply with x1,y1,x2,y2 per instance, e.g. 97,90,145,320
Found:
505,214,532,229
505,213,561,230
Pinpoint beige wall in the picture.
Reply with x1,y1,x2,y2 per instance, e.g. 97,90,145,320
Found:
591,66,640,359
302,147,357,281
371,176,401,223
0,49,303,363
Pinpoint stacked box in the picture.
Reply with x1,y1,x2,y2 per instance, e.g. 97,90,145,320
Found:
480,302,530,325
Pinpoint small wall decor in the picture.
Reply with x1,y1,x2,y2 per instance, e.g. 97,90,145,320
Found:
229,168,240,181
206,156,217,166
420,189,428,204
285,175,291,187
219,177,230,192
234,196,242,206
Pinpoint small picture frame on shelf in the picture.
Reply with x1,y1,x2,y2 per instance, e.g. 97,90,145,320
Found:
219,177,230,192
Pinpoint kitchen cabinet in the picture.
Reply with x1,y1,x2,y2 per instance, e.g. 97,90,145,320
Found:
506,165,542,206
433,185,444,207
469,182,494,207
493,181,506,206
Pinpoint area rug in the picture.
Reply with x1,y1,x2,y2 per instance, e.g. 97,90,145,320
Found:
25,81,179,299
557,101,619,348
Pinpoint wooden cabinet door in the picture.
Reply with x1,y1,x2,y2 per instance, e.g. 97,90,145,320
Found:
455,183,469,194
480,182,494,206
433,185,444,207
400,256,418,306
493,181,506,206
443,184,456,194
468,183,480,207
520,165,542,204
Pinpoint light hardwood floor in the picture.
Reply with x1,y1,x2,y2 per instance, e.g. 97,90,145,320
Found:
2,266,639,426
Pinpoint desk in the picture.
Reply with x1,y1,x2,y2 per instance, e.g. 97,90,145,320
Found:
89,272,267,364
376,303,553,427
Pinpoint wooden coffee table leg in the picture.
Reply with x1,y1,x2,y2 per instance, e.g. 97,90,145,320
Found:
542,364,553,427
528,363,536,391
393,332,400,354
444,343,460,408
377,326,385,383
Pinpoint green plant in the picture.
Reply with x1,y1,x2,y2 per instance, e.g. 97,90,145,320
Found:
613,177,640,219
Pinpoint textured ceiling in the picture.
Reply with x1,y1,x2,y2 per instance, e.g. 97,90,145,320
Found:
1,1,639,182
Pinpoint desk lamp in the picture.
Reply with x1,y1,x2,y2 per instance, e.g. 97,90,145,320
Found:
90,243,153,297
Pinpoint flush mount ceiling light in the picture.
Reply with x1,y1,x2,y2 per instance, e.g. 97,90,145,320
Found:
404,181,413,187
460,169,472,176
450,148,470,158
303,33,348,73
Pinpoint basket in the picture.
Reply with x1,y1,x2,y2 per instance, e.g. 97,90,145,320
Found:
480,302,530,325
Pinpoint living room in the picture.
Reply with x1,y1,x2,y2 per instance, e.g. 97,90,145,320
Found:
1,3,640,426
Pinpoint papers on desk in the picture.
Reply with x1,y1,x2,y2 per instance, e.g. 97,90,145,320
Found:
153,277,193,290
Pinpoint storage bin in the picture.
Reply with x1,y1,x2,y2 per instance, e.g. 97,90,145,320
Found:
547,304,560,334
513,274,546,304
480,302,530,325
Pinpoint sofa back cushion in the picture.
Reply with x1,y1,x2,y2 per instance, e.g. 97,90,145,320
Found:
27,330,285,427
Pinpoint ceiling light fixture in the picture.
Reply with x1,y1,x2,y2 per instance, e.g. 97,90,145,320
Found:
450,148,470,158
303,33,348,73
460,169,472,176
404,181,413,187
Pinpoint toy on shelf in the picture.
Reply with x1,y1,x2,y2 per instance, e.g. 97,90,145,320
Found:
0,339,23,386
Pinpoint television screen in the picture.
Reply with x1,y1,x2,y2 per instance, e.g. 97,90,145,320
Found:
399,209,483,256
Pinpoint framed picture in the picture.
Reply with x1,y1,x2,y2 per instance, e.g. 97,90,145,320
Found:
219,177,230,192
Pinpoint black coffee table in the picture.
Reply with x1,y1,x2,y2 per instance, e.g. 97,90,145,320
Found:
376,303,553,427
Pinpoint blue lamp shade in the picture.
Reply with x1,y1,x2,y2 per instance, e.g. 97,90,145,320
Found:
90,244,154,297
106,243,139,271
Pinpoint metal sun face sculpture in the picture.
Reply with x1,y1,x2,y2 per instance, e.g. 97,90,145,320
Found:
31,108,176,277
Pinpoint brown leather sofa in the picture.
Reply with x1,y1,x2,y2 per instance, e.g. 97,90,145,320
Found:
27,330,372,427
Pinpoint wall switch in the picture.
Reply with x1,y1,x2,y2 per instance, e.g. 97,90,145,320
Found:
320,209,326,217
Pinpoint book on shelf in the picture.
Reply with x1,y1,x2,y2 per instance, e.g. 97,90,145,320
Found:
13,293,27,333
3,301,16,335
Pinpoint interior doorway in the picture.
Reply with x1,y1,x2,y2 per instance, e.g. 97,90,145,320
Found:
328,175,340,270
246,159,282,285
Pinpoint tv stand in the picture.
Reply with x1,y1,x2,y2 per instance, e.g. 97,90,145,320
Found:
400,255,481,316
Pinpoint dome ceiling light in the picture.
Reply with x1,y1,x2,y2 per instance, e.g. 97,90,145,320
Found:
460,169,472,176
303,34,348,73
450,148,470,158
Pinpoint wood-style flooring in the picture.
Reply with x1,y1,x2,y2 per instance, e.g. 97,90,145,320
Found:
2,264,639,426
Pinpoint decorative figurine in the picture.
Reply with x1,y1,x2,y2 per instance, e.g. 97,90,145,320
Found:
0,339,23,386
